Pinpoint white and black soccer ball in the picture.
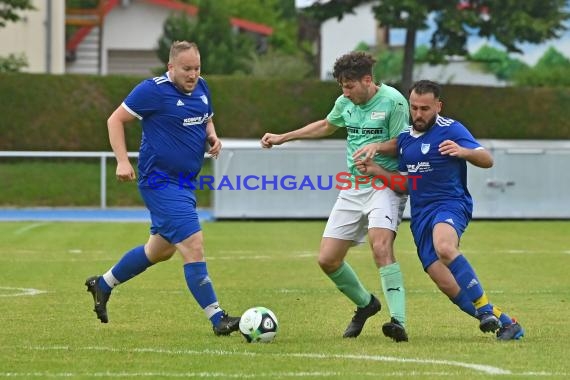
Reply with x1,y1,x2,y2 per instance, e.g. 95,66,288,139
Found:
239,306,278,343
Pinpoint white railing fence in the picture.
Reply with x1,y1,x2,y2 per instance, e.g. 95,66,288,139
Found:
0,151,139,209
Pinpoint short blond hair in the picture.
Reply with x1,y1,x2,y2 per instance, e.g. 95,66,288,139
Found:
169,41,199,64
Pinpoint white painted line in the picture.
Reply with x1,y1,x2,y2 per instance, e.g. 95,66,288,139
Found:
0,287,47,297
27,346,512,375
0,371,464,378
462,249,565,255
10,249,107,255
13,222,49,235
5,248,570,257
210,255,272,260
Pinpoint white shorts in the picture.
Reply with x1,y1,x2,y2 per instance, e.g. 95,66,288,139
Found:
322,187,407,244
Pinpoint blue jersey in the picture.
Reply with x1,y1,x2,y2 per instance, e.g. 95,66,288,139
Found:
397,115,482,221
122,73,213,185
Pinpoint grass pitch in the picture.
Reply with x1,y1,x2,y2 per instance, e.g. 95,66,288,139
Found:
0,220,569,379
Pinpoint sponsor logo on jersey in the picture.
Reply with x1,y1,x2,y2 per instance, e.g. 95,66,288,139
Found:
346,126,384,135
406,161,432,173
176,99,185,106
371,111,386,120
183,112,210,126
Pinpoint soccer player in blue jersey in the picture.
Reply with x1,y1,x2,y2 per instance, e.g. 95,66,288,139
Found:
356,80,524,340
261,51,409,342
85,41,241,336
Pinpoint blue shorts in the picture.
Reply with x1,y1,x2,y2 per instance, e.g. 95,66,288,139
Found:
410,206,469,270
139,185,201,244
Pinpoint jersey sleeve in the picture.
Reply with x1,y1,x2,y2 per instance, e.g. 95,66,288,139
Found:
449,122,482,150
199,77,214,118
123,79,162,120
397,132,407,173
388,100,409,139
325,95,347,128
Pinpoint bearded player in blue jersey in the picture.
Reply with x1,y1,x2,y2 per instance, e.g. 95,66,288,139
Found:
84,41,240,336
356,80,524,340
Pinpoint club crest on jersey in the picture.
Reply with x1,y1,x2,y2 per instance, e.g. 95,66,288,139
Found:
200,95,208,105
421,143,430,154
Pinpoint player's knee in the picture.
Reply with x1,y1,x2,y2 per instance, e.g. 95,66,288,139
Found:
317,255,341,274
435,242,457,262
147,246,176,263
144,243,176,264
162,246,177,259
371,239,394,261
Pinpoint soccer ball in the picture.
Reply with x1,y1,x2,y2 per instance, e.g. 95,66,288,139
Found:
239,306,278,343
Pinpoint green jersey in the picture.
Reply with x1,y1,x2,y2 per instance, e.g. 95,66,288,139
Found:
326,84,409,187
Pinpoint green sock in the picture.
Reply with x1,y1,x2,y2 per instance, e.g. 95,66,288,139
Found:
328,262,371,308
380,262,406,326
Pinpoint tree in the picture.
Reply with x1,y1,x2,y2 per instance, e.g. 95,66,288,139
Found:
303,0,569,90
163,0,315,76
191,0,253,74
173,0,300,55
156,12,196,68
0,52,27,72
470,45,528,80
0,0,34,72
0,0,35,27
514,46,570,87
534,46,570,70
155,0,254,75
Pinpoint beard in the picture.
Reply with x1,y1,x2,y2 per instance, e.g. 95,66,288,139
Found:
412,115,437,133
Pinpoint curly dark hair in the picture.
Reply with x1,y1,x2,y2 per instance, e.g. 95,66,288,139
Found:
332,51,376,83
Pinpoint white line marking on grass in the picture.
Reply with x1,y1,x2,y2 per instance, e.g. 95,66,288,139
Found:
0,371,463,378
210,255,272,260
0,287,47,297
287,352,511,375
13,222,49,235
28,346,512,375
218,250,264,254
404,289,504,294
464,249,564,255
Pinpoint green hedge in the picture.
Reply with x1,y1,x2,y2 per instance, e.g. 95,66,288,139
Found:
441,85,570,139
1,73,569,151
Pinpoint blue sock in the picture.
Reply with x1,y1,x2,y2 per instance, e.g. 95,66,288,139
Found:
99,245,152,293
499,313,513,326
448,255,493,315
184,262,223,326
450,289,477,318
493,306,514,326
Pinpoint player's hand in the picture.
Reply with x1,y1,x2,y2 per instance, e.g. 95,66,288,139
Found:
439,139,464,157
207,136,222,158
354,157,376,175
116,161,136,182
354,158,368,174
260,133,284,149
352,143,378,161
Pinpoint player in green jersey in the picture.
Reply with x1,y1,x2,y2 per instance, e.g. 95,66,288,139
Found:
261,51,409,342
